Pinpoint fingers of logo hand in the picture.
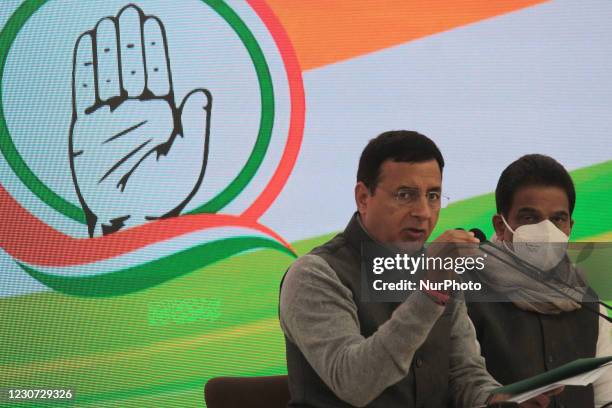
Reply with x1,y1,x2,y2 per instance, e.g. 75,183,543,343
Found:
73,32,96,115
118,6,145,97
143,17,171,97
95,17,121,102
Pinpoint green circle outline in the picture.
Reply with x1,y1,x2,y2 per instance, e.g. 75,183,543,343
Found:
0,0,275,223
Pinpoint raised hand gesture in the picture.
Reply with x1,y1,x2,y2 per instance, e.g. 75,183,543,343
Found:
70,5,211,237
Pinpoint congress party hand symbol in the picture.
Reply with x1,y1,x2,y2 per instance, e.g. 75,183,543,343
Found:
69,5,211,237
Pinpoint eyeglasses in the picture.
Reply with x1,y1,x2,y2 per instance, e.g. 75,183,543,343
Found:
380,187,450,209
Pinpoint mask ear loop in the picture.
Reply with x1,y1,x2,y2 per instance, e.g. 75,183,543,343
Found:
500,215,515,235
498,215,515,252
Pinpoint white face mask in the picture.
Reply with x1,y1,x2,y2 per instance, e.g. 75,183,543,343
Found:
500,216,569,271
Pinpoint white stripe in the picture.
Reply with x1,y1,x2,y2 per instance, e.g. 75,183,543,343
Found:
262,0,612,242
21,225,274,277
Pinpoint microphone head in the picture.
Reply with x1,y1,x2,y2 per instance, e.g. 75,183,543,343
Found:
469,228,487,242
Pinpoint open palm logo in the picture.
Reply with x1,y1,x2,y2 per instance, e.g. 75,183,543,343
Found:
70,5,211,237
0,0,304,297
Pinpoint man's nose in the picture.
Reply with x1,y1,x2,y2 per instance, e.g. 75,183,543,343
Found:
409,195,432,220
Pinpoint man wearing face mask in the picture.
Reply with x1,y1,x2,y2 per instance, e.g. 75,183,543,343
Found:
465,154,612,407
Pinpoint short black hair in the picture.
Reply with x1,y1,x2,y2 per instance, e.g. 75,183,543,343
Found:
496,154,576,217
357,130,444,192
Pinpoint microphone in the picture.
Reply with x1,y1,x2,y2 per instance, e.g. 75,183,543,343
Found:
468,228,612,323
470,228,487,243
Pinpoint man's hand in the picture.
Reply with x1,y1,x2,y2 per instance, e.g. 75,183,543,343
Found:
425,229,480,283
70,5,211,237
487,386,564,407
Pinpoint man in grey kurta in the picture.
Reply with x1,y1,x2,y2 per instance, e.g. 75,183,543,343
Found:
280,131,553,407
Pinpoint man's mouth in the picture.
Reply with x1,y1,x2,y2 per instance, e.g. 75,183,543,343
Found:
403,228,426,240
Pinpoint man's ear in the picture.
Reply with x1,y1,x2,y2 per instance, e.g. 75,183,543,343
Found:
355,182,371,215
492,214,506,240
570,218,575,232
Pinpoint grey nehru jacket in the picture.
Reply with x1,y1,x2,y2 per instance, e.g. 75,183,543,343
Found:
280,213,501,407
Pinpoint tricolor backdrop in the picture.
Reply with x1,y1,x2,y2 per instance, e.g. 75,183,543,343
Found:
1,0,611,406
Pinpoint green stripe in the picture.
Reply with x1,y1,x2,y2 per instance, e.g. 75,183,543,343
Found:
18,236,295,297
1,365,288,407
569,160,612,239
